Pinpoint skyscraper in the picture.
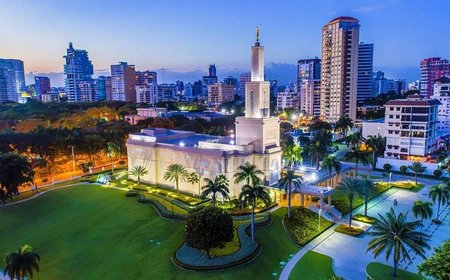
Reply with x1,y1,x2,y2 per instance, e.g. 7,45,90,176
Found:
202,64,218,96
238,72,251,97
297,58,321,90
35,76,51,98
320,17,360,122
136,71,157,86
95,76,107,101
420,57,450,98
63,43,94,102
0,58,26,102
111,62,136,102
357,43,374,105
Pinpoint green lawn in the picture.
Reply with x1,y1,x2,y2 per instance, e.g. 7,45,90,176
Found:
366,262,423,280
289,251,337,280
0,185,299,279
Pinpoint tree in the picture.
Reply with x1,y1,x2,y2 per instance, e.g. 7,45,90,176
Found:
201,175,230,207
234,162,264,186
429,183,450,222
104,142,120,173
383,163,392,174
321,155,342,188
365,135,385,167
163,164,188,194
0,152,34,209
239,184,271,242
412,200,433,235
81,135,105,166
308,142,327,170
367,208,429,277
129,165,148,187
359,179,374,217
408,162,426,185
3,244,40,280
433,169,442,178
278,170,303,219
335,177,361,227
419,240,450,279
345,132,364,149
399,165,407,174
335,116,353,138
186,172,200,196
282,145,303,170
344,148,369,177
185,206,234,258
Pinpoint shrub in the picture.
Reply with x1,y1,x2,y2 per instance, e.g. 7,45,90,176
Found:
125,190,138,197
352,214,376,224
118,160,126,165
433,169,442,178
419,240,450,279
41,178,48,183
399,165,407,174
185,207,234,257
334,224,364,236
383,163,392,173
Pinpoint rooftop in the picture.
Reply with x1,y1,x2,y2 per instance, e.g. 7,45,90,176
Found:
329,16,358,23
385,96,441,106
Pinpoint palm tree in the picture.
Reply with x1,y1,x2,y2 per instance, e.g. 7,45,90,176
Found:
186,172,200,196
201,175,230,207
234,162,264,186
367,208,429,277
129,165,148,187
321,155,342,188
359,179,374,217
412,200,433,235
308,142,327,170
163,164,188,194
104,142,120,173
429,183,450,222
4,244,40,280
365,135,385,168
344,148,369,177
278,170,303,218
335,116,353,138
345,132,365,149
282,145,303,170
239,184,271,242
408,162,427,185
336,177,361,227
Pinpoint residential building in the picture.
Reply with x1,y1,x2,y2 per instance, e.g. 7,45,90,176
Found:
78,80,96,102
408,80,420,91
373,71,406,95
136,71,157,86
297,58,321,91
158,83,177,101
433,76,450,133
34,76,51,98
277,83,299,111
0,58,26,102
239,72,251,97
420,57,450,98
63,43,94,102
208,83,235,106
111,62,136,102
193,80,203,97
224,76,238,86
105,76,112,101
124,107,168,125
136,84,158,104
95,76,107,101
184,82,193,98
202,64,218,96
357,43,374,105
0,69,7,102
320,17,359,122
300,79,321,116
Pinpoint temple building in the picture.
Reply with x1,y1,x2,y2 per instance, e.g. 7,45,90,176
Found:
126,29,282,197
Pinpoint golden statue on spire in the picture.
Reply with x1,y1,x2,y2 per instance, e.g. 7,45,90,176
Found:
256,26,260,42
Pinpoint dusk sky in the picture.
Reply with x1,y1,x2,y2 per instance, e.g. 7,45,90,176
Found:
1,0,449,85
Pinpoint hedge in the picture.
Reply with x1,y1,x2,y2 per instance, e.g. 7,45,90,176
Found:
334,224,364,236
132,194,186,221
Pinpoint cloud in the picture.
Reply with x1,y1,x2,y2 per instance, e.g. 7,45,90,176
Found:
353,4,386,13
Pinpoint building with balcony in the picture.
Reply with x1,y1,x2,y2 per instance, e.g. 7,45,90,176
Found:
433,76,450,133
420,57,450,98
207,83,235,106
63,43,94,102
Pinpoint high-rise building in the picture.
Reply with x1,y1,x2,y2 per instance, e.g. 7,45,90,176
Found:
78,80,96,102
276,83,299,111
320,17,360,122
420,57,450,98
0,58,26,102
105,76,112,101
297,58,321,91
95,76,107,101
184,82,193,98
300,79,321,116
373,71,406,95
136,71,157,86
202,64,218,96
357,43,374,105
193,80,203,96
433,76,450,133
34,76,51,98
111,62,136,102
63,43,94,102
224,76,238,86
239,72,251,97
158,84,177,101
136,84,158,104
208,83,235,106
0,69,7,103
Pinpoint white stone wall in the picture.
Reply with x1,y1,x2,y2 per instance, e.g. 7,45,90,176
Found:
376,157,439,175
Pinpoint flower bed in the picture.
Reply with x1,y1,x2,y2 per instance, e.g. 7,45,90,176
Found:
352,214,376,224
334,224,364,236
283,207,334,246
129,194,186,220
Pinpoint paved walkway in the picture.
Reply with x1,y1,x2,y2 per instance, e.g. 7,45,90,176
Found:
279,176,449,280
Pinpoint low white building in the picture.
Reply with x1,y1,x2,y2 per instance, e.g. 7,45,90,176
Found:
276,84,299,111
361,118,386,138
124,107,168,125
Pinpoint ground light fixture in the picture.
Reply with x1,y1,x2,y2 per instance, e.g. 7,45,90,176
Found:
179,141,185,147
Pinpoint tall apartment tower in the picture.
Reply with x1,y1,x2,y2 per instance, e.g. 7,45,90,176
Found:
0,58,26,102
357,43,374,105
420,57,450,98
202,64,218,96
320,17,360,122
111,62,136,102
297,58,321,90
35,76,51,98
63,43,94,102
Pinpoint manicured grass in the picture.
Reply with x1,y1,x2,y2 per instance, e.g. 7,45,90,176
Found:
283,207,334,246
334,224,364,236
352,214,376,224
366,262,423,280
332,183,389,214
0,186,299,279
289,251,337,280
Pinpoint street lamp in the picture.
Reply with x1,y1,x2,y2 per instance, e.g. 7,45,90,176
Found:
389,172,392,190
318,208,322,231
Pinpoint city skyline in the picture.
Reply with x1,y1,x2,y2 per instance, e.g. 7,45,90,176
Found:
2,0,449,86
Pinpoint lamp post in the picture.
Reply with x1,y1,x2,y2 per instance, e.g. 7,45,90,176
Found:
388,172,392,190
318,208,322,231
